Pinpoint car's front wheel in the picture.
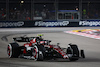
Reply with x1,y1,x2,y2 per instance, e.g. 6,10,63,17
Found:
67,44,79,61
32,46,44,61
37,51,44,61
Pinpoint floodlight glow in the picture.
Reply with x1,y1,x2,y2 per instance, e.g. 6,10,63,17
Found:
21,1,24,4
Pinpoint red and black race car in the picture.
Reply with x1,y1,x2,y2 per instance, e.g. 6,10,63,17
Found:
7,34,85,61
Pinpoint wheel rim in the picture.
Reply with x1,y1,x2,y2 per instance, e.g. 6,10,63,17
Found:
7,44,12,58
32,48,37,59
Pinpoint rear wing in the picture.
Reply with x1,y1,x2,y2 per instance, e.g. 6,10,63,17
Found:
13,37,39,42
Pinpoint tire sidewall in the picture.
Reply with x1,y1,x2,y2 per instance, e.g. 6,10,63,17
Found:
68,45,79,61
7,43,20,58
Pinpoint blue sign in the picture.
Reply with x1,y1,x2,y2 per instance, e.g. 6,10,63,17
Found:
79,20,100,26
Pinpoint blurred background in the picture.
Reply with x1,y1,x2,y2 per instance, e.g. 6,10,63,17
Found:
0,0,100,21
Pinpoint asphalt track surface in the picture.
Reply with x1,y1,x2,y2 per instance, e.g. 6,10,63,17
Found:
0,27,100,67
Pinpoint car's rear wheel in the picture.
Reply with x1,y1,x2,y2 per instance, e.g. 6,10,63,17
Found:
7,43,20,58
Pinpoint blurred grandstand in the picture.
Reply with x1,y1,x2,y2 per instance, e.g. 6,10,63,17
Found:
0,0,100,21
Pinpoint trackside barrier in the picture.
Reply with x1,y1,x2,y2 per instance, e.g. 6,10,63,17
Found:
0,20,100,28
79,20,100,27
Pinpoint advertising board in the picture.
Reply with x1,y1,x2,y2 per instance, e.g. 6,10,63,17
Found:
0,20,100,28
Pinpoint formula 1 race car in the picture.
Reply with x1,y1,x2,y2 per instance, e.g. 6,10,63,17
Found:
7,34,85,61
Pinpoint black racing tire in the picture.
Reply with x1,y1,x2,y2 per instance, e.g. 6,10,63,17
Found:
69,45,79,61
37,45,45,61
81,50,85,58
37,51,44,61
7,43,20,58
